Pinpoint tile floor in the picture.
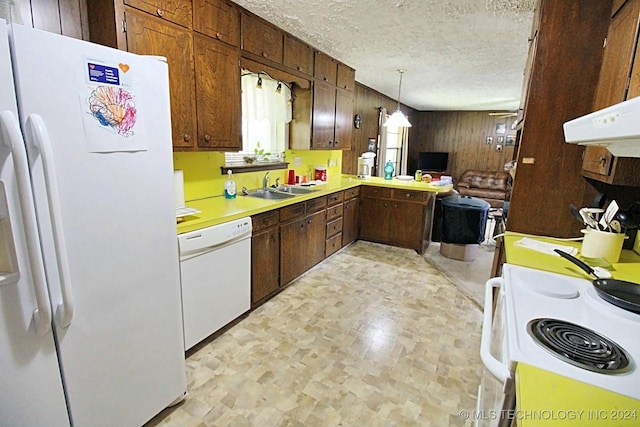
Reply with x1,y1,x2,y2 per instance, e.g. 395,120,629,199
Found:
146,241,484,427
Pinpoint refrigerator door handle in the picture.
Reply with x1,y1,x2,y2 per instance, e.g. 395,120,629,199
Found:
0,111,52,335
25,114,74,328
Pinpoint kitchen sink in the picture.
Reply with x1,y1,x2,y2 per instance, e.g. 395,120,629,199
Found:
275,185,319,194
246,189,297,200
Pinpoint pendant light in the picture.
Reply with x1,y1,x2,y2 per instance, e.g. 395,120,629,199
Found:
384,69,412,128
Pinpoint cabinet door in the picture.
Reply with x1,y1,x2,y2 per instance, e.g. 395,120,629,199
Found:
251,226,279,305
241,12,283,63
284,34,313,76
125,8,197,149
311,82,337,149
124,0,192,28
334,88,353,149
359,198,390,243
583,0,640,179
305,210,327,270
342,197,359,246
192,0,240,47
314,51,337,84
280,218,306,285
336,63,355,92
389,201,424,251
193,34,241,150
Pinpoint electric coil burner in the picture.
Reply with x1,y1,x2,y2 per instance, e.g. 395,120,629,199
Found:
527,318,632,374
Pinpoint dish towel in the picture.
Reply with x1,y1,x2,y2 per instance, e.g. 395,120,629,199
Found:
514,237,578,256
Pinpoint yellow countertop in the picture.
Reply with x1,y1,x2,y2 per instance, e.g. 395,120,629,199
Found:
177,175,453,234
504,231,640,426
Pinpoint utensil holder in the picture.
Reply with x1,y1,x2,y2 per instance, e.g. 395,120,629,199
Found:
581,229,626,263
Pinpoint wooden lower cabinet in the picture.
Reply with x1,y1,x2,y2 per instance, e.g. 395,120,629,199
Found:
342,195,360,246
280,209,326,285
359,186,435,254
251,210,280,305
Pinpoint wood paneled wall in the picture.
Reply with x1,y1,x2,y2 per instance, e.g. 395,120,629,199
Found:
12,0,89,40
346,82,414,175
409,111,517,182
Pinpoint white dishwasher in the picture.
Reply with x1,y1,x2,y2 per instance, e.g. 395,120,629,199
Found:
178,217,252,351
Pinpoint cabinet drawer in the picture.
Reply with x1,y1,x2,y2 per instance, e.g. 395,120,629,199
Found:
306,196,327,213
252,210,279,232
325,232,343,257
344,187,360,199
392,189,428,202
326,217,343,238
279,202,306,222
327,203,344,221
361,186,392,198
327,191,344,206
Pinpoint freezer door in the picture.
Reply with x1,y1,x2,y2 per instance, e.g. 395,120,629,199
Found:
0,20,69,427
9,24,186,426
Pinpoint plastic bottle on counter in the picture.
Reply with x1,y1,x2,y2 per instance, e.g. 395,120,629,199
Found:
224,170,236,199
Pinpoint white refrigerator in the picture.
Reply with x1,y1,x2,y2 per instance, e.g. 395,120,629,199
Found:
0,21,187,426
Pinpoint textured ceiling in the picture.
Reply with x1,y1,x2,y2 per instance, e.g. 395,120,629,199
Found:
234,0,536,111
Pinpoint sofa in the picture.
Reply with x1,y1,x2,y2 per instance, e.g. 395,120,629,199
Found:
456,170,509,208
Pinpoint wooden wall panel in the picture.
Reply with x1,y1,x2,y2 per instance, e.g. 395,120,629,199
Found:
14,0,89,40
410,111,516,182
347,82,408,175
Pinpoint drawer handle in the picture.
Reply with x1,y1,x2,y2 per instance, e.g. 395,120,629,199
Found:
262,52,268,57
204,134,211,142
215,32,222,40
599,156,607,164
156,8,165,17
183,133,191,142
406,193,412,198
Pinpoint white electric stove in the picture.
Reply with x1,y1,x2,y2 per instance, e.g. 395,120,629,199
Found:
502,264,640,398
477,264,640,427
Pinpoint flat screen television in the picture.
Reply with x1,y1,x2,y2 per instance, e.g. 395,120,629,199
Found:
417,152,449,172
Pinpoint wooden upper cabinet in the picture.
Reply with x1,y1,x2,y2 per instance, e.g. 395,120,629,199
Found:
311,81,337,149
193,34,241,150
124,0,192,28
192,0,240,46
241,12,283,63
583,0,640,184
314,51,337,85
284,34,313,76
334,88,353,149
124,8,197,149
336,63,355,92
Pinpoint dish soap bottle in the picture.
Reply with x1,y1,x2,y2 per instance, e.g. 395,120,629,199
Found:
384,161,394,180
224,170,236,199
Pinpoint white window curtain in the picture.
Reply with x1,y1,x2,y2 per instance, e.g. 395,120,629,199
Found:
377,107,408,177
226,72,291,165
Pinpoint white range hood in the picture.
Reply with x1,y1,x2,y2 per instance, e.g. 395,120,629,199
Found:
563,96,640,157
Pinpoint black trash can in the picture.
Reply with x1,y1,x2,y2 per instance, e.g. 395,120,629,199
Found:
441,195,490,244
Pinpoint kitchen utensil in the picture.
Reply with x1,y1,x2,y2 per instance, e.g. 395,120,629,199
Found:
554,250,640,314
553,249,612,279
579,208,599,229
592,193,607,209
599,200,619,231
569,204,585,225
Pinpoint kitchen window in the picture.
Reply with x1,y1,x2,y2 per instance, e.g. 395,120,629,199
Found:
225,71,291,167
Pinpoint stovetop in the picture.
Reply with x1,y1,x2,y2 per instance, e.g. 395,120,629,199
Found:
502,264,640,400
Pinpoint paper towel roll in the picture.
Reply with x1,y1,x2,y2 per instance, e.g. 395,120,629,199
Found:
174,170,185,208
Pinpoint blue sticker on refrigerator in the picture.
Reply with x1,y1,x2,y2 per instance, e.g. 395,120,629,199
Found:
87,63,120,85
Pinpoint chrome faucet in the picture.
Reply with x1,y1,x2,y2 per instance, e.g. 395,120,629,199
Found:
263,171,270,190
275,177,280,188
